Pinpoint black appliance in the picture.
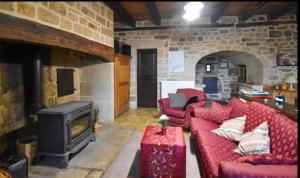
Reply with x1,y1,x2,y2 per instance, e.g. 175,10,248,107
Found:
122,44,131,56
0,154,28,178
35,101,93,168
114,39,120,54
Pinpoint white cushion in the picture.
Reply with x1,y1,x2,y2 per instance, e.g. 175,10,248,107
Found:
234,121,270,155
211,115,246,141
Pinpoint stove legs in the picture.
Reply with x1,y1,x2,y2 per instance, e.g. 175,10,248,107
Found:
60,155,69,169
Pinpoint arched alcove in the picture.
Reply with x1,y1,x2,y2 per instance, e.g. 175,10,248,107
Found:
195,50,263,99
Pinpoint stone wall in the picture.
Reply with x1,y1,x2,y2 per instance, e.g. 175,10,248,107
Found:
42,47,82,107
115,15,297,102
0,63,25,136
0,2,114,47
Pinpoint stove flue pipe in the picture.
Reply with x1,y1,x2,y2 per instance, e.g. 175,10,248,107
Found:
32,51,43,112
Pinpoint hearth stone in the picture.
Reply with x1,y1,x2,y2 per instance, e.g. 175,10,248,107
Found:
35,101,93,168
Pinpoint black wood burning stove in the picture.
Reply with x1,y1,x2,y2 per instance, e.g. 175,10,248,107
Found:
35,101,93,168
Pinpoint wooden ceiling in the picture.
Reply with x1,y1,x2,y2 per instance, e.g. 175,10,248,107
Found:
105,1,298,27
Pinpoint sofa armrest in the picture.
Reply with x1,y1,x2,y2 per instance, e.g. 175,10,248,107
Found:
185,101,206,127
158,98,170,114
219,161,298,178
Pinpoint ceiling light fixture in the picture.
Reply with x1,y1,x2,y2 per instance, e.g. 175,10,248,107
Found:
182,2,204,21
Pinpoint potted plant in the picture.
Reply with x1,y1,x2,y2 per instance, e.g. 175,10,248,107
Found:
158,114,169,134
93,106,101,133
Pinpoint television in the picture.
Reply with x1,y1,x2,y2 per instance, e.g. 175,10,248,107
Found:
57,68,75,97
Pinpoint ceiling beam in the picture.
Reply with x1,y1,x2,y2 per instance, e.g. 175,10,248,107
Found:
239,1,269,22
114,20,297,31
104,2,136,27
267,2,297,20
211,2,230,24
145,2,161,25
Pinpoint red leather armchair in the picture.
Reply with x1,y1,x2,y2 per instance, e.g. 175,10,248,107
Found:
158,88,206,128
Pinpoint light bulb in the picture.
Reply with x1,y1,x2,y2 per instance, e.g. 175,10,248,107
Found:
182,11,200,21
182,2,204,21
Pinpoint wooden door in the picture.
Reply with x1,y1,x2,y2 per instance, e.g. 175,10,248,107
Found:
137,49,157,108
114,54,131,116
237,65,246,83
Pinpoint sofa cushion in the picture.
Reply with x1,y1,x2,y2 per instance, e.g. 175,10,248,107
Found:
164,108,185,118
194,107,213,120
228,97,250,119
219,161,298,178
235,121,270,155
168,93,186,108
244,101,278,132
210,102,233,124
197,134,240,178
235,154,297,165
211,115,246,141
196,129,236,147
190,118,219,136
268,113,298,160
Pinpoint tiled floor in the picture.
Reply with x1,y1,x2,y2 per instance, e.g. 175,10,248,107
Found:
114,108,161,132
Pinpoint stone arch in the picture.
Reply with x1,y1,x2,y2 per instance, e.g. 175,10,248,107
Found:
196,50,264,83
191,48,268,71
184,45,273,84
193,50,264,99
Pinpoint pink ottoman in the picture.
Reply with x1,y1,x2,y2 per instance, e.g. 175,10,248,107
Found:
141,125,186,178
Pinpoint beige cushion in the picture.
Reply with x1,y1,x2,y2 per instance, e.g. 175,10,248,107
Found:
211,115,246,141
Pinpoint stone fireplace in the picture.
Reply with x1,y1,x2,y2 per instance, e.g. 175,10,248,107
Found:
0,41,114,158
0,2,115,157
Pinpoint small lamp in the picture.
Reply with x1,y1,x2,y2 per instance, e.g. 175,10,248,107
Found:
284,75,297,90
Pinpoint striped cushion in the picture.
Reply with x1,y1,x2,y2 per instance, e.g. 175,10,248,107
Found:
211,115,246,141
234,121,270,155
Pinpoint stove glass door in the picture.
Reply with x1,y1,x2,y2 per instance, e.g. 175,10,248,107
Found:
70,113,90,140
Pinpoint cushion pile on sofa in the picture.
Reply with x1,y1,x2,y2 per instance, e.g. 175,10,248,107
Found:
190,97,298,178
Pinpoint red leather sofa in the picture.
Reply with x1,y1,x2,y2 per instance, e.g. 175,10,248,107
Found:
158,88,206,128
190,97,298,178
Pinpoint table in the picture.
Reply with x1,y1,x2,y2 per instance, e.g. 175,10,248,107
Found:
141,125,186,178
264,88,297,105
237,94,297,122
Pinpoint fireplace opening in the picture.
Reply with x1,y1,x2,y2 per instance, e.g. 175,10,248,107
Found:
0,41,94,167
0,41,53,159
203,77,219,94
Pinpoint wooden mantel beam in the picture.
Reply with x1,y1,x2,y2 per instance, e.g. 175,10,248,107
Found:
104,2,136,27
145,2,161,25
0,13,114,62
211,2,229,24
239,1,269,22
267,2,297,20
